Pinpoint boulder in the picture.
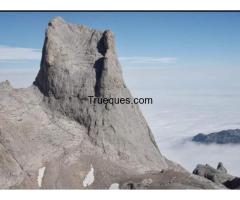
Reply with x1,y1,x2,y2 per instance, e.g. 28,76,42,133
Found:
193,162,240,189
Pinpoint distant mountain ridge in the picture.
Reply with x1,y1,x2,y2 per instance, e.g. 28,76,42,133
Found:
192,129,240,144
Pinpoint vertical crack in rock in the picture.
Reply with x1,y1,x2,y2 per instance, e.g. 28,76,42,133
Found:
96,32,107,55
93,30,112,97
93,57,104,97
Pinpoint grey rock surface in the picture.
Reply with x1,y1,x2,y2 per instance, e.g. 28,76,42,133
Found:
217,162,227,173
193,163,234,184
192,129,240,144
193,162,240,189
33,16,168,173
0,17,224,189
119,170,224,189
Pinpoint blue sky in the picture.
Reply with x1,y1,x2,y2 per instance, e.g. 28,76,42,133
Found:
0,12,240,69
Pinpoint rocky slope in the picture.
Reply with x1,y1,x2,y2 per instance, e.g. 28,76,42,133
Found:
0,17,223,189
192,129,240,144
193,162,240,189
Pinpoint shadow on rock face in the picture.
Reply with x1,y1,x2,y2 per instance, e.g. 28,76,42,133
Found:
224,178,240,189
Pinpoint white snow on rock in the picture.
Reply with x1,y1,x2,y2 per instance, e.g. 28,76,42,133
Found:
109,183,119,189
37,166,46,188
83,164,94,187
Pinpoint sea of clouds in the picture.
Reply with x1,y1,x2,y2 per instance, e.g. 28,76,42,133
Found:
1,65,240,176
123,65,240,176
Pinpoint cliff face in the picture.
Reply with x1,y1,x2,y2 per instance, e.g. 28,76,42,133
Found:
0,17,221,189
34,16,167,172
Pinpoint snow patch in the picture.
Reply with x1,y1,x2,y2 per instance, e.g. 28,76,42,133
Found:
37,166,46,188
109,183,119,189
83,164,94,187
141,178,153,186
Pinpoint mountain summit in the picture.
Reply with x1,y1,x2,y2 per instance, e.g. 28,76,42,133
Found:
34,16,168,172
0,17,220,189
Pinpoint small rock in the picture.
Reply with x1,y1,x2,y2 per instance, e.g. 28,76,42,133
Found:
217,162,227,173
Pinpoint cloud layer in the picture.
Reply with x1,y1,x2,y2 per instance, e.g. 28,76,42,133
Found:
123,65,240,176
119,56,177,64
0,45,41,61
0,45,177,65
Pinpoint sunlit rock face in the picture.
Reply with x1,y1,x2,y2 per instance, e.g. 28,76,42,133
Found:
0,17,222,189
34,17,168,172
